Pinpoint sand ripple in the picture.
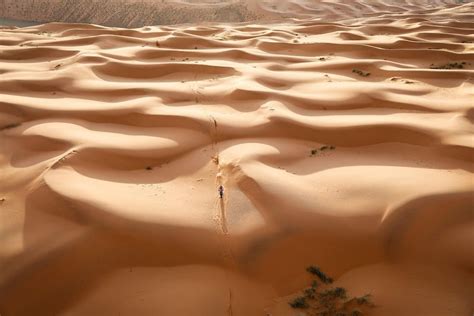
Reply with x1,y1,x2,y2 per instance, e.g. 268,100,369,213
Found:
0,3,473,316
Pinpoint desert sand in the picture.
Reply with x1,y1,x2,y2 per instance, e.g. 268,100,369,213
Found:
1,0,474,27
0,1,473,316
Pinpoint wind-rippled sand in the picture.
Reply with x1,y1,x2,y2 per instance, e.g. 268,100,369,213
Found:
0,2,473,316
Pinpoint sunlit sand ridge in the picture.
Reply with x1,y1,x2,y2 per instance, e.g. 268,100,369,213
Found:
0,1,473,316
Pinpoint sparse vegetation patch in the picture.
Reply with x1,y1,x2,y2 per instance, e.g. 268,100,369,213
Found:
430,62,466,69
390,77,415,84
310,145,336,156
352,69,370,77
289,266,375,316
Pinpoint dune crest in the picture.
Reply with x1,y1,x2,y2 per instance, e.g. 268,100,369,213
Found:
1,0,474,27
0,2,473,316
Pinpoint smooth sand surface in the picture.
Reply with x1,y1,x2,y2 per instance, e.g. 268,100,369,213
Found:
0,1,473,316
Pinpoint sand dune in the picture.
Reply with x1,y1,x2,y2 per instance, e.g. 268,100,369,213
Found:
0,2,473,316
1,0,473,27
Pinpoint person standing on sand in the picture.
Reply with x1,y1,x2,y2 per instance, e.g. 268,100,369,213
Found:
218,185,224,199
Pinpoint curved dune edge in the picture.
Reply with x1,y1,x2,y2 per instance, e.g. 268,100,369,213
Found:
0,3,473,316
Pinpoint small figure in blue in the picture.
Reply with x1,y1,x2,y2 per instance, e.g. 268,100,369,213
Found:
218,185,224,199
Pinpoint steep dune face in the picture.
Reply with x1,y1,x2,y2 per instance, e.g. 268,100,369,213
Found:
0,2,474,316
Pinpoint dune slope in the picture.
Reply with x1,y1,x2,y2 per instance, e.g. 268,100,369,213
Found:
1,0,473,27
0,3,473,316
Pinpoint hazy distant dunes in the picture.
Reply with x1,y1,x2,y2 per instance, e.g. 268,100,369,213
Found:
1,0,473,27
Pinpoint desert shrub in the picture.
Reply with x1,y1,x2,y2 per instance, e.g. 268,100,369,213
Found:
310,145,335,157
307,266,333,284
430,62,466,69
351,309,363,316
289,296,309,309
352,69,370,77
289,266,375,316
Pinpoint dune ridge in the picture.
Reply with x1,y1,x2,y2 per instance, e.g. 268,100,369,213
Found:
1,0,474,27
1,2,474,316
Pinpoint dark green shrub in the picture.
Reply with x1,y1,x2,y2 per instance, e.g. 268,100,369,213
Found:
430,61,466,69
289,266,375,315
289,296,308,309
352,69,370,77
304,287,316,299
351,309,363,316
355,295,374,307
306,265,333,284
